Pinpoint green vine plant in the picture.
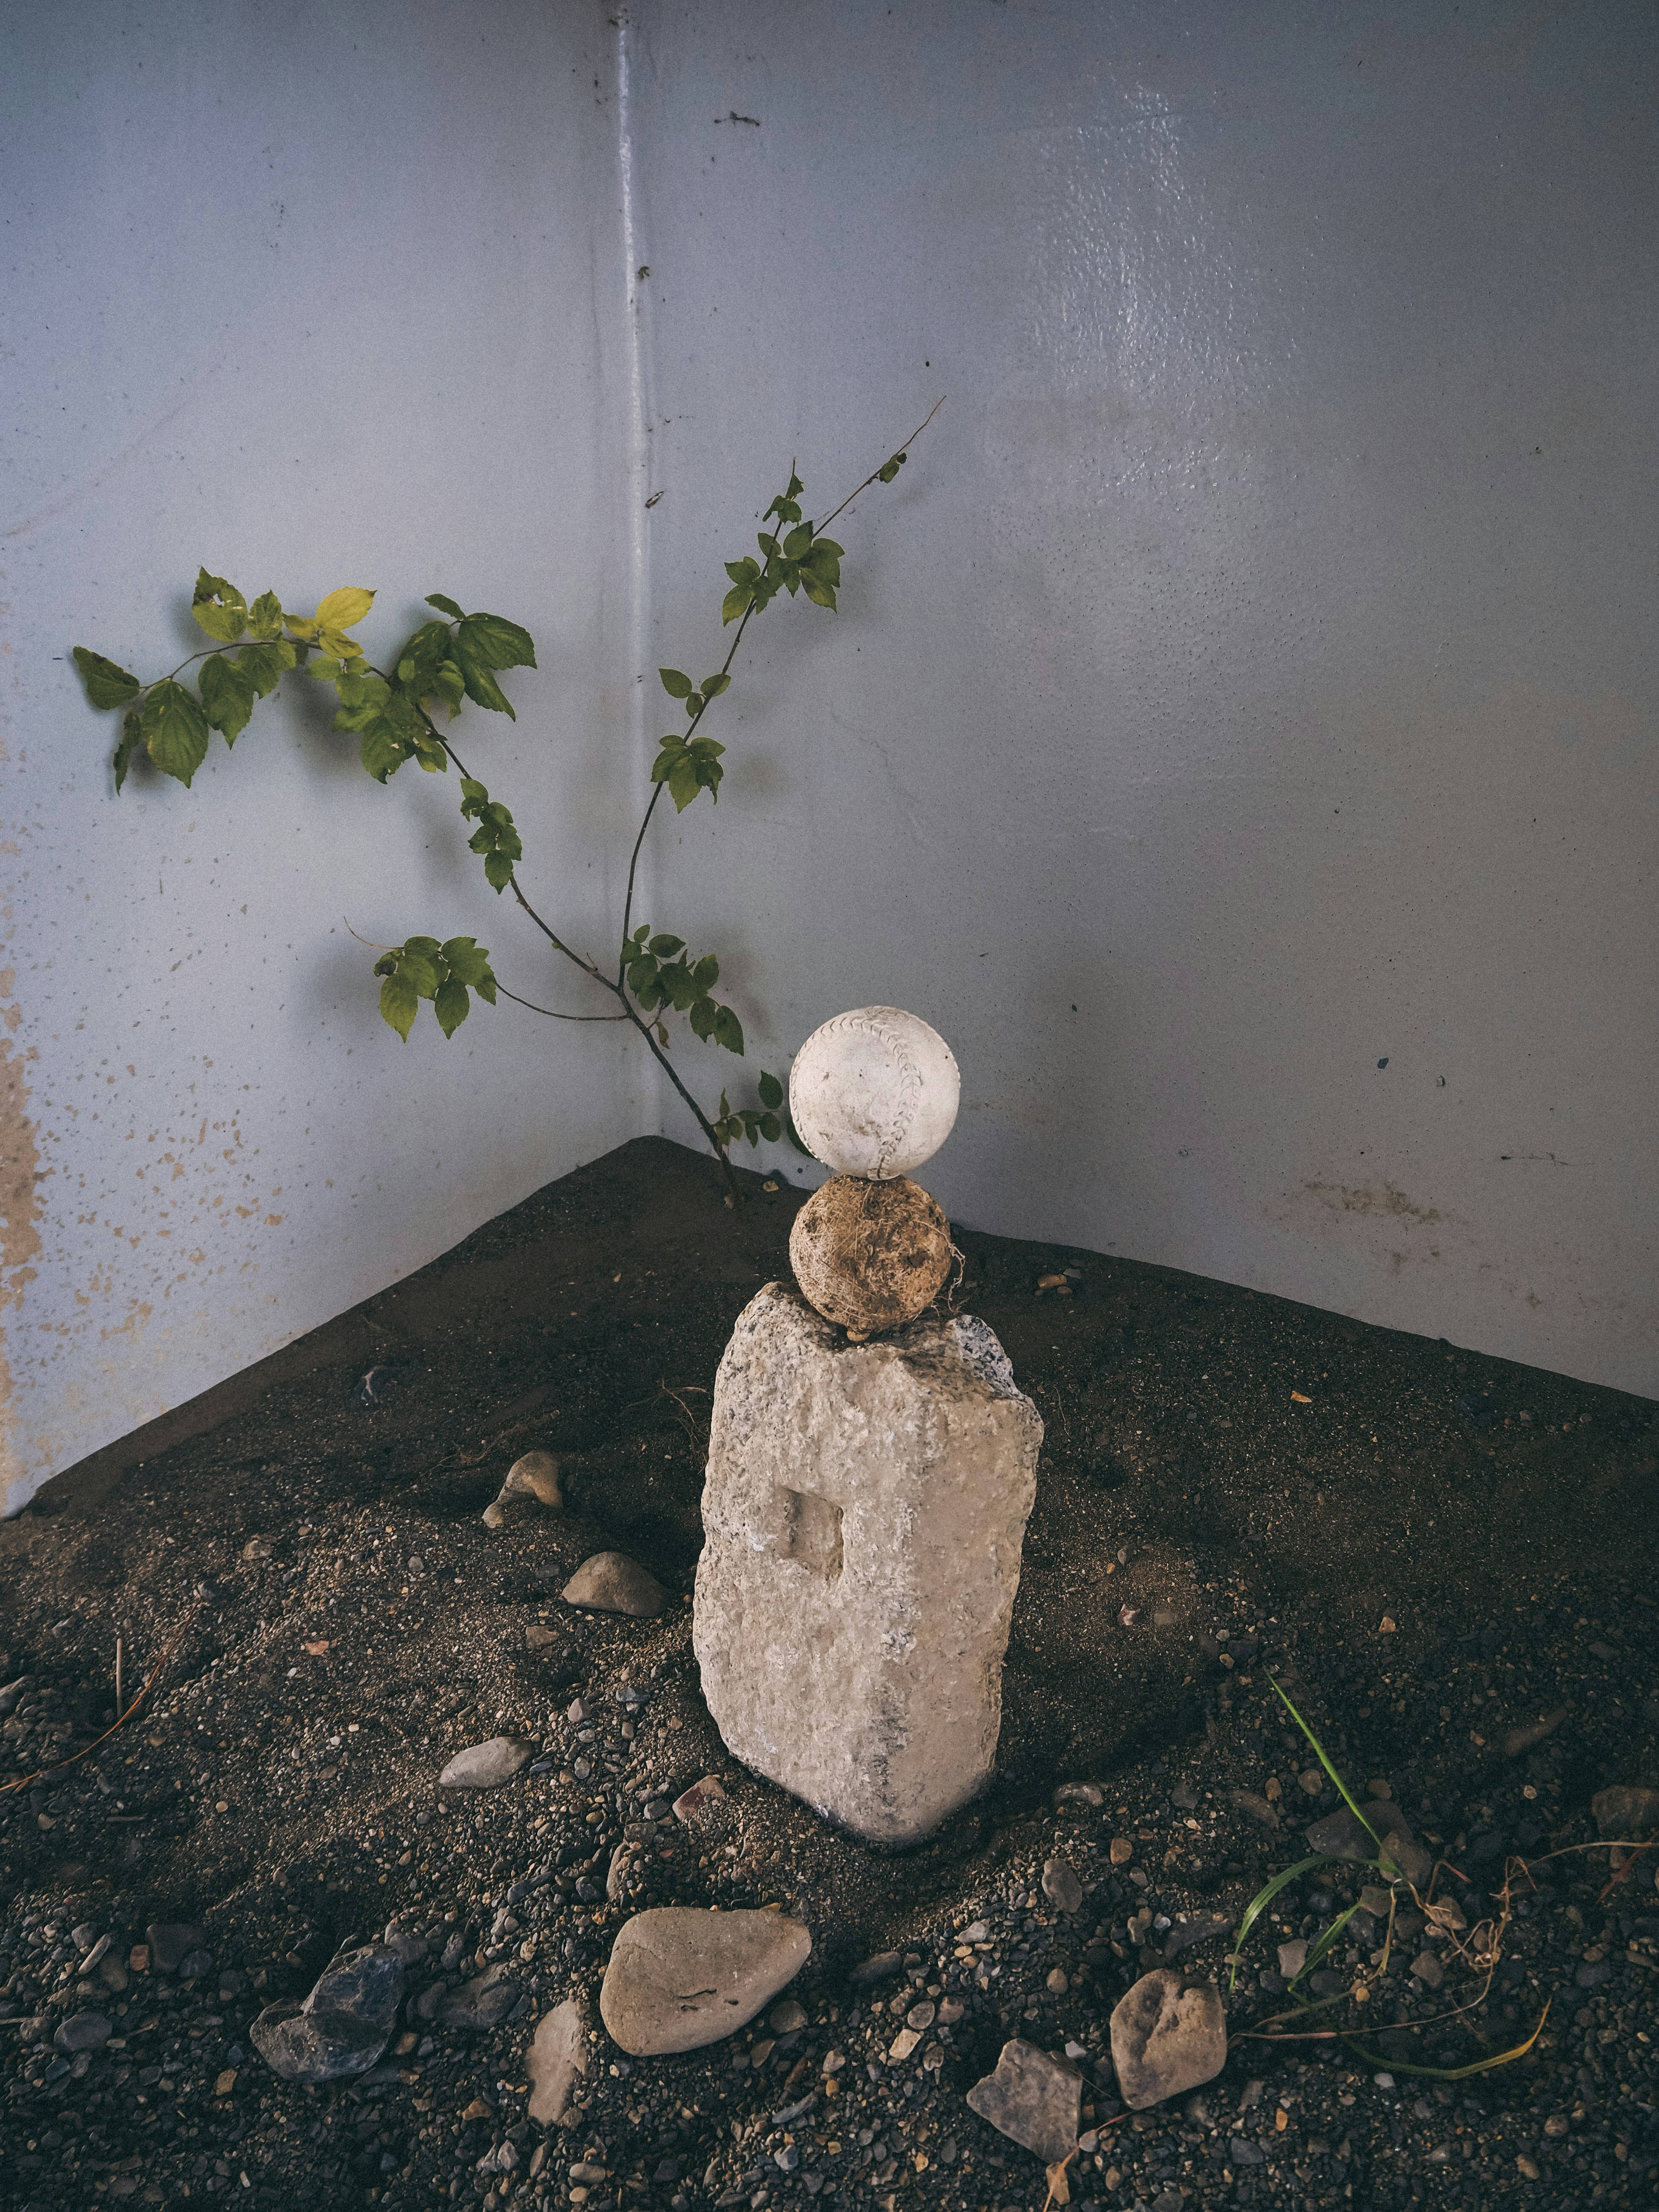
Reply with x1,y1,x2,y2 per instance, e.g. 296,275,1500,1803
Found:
73,400,944,1206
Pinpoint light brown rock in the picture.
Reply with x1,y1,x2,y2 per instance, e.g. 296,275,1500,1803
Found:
598,1907,810,2056
1109,1968,1227,2109
788,1175,953,1334
965,2038,1081,2160
562,1553,666,1618
483,1449,563,1529
693,1282,1041,1845
526,1996,589,2126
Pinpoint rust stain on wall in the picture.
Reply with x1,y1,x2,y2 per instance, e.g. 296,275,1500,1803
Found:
0,966,45,1510
1300,1180,1447,1229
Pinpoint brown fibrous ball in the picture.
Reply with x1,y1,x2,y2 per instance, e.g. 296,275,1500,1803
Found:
788,1174,953,1334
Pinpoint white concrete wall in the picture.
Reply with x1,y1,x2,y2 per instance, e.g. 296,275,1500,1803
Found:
0,0,646,1509
6,2,1654,1513
627,0,1659,1398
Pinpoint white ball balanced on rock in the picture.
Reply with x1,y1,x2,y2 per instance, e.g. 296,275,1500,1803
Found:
788,1005,960,1180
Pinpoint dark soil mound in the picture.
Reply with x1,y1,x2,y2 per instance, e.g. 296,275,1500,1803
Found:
2,1136,1655,2209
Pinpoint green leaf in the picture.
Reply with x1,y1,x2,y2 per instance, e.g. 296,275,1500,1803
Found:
441,936,493,987
758,1071,783,1109
756,533,780,559
459,611,536,671
72,647,142,712
667,757,701,810
198,652,256,744
799,570,837,610
721,581,754,626
433,660,467,714
759,1111,782,1143
483,849,514,892
247,591,284,641
237,641,288,698
451,612,532,718
692,953,719,990
713,1004,745,1054
659,667,693,699
433,975,470,1038
725,557,761,585
648,934,685,957
113,709,143,793
314,585,375,636
379,969,419,1041
782,522,814,559
425,592,465,620
700,672,731,699
689,998,718,1042
787,472,804,499
398,939,443,999
140,680,210,786
877,451,906,483
191,569,248,643
685,693,704,716
393,620,457,702
360,719,413,782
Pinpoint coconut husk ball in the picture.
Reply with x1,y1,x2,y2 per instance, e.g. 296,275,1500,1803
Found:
788,1174,953,1335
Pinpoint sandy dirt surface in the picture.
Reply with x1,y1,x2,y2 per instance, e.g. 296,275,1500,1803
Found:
1,1136,1656,2210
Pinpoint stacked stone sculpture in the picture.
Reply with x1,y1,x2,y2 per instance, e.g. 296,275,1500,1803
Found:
694,1007,1042,1845
785,1006,961,1338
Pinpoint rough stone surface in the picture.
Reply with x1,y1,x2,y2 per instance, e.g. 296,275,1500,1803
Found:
146,1921,209,1973
965,2038,1081,2161
1109,1968,1228,2110
671,1776,731,1832
441,1962,518,2030
1306,1802,1432,1885
1042,1858,1083,1913
598,1907,810,2056
483,1449,563,1529
1592,1784,1659,1837
563,1552,667,1618
526,1996,589,2126
250,1944,405,2083
438,1737,535,1790
788,1176,954,1334
694,1282,1041,1845
54,2011,111,2052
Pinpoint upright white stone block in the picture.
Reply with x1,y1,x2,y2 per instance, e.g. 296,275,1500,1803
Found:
693,1282,1042,1846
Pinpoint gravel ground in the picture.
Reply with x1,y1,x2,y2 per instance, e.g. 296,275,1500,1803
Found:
1,1136,1656,2210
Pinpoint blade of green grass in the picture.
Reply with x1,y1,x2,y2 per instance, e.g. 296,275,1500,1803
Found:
1268,1674,1390,1860
1337,2000,1552,2080
1229,1853,1343,1992
1296,1899,1365,1986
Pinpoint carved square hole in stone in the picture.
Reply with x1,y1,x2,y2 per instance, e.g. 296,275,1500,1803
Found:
770,1485,843,1580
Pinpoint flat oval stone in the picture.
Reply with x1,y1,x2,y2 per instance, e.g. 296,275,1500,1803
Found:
146,1921,210,1973
563,1553,667,1618
54,2012,111,2053
527,1996,590,2125
250,1944,406,2084
438,1737,536,1789
1109,1968,1227,2110
965,2038,1081,2161
599,1907,810,2056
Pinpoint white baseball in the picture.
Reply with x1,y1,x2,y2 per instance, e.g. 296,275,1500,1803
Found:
789,1006,960,1181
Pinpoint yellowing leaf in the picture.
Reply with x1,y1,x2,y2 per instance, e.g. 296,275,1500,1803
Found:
315,585,375,631
284,616,320,643
318,628,362,660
